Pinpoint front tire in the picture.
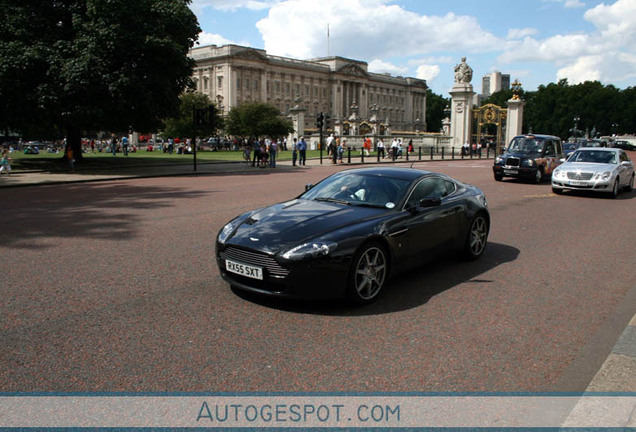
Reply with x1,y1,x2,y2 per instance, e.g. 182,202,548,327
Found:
463,214,489,260
625,173,634,192
494,173,503,181
611,178,619,198
347,242,388,304
533,168,543,184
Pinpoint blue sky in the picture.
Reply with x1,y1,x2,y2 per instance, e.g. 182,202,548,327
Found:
190,0,636,95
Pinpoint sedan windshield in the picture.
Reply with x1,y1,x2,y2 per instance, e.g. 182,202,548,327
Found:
507,137,544,153
301,173,412,208
568,150,617,164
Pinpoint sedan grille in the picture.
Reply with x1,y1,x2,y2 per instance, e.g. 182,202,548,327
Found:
566,172,594,180
219,246,290,277
505,157,520,167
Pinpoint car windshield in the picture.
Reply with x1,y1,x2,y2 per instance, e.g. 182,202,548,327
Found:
568,150,617,164
507,137,544,153
301,173,412,208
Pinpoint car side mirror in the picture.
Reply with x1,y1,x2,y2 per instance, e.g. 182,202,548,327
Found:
419,197,442,208
305,184,314,191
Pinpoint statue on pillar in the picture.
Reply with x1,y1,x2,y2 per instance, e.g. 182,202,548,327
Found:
454,57,473,84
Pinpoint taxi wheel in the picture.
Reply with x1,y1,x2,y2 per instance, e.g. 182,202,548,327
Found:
533,168,543,184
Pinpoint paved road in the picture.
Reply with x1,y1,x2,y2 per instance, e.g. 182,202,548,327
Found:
0,158,635,392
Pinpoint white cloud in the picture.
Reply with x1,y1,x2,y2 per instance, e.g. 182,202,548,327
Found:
416,64,440,82
255,0,501,60
543,0,585,8
192,0,278,12
196,31,235,47
506,28,538,40
368,59,408,76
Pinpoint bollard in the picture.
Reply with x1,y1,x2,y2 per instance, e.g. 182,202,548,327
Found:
452,147,455,160
430,146,434,160
418,147,422,161
442,147,445,160
361,149,365,164
347,147,351,163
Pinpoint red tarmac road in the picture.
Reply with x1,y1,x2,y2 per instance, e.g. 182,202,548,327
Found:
1,159,635,392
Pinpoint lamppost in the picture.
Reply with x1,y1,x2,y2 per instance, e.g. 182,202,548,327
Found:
612,123,619,136
573,116,580,142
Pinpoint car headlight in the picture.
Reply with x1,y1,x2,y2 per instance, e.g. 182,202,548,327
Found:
495,156,503,164
217,220,239,244
280,241,338,261
553,168,564,178
593,171,612,181
523,159,535,167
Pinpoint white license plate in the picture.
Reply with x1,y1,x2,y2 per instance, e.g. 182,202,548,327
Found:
569,180,587,186
225,259,263,280
504,169,518,174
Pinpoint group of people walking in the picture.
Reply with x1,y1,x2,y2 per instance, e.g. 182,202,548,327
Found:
244,136,307,168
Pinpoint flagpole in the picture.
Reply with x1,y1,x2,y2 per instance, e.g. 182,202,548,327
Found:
327,23,330,57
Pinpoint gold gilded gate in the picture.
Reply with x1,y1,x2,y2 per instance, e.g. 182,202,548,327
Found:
473,104,507,153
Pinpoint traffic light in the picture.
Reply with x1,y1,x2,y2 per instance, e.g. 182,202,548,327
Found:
316,112,324,129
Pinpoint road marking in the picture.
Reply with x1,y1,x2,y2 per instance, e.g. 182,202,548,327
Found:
523,193,558,199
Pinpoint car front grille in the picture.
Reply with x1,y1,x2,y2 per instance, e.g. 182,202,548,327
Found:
566,172,594,180
219,246,290,278
505,157,520,167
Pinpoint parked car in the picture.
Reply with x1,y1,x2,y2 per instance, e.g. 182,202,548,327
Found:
551,147,634,198
612,140,636,151
563,142,580,157
493,134,564,183
216,167,490,304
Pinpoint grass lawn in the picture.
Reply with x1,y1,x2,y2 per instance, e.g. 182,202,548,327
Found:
6,148,365,171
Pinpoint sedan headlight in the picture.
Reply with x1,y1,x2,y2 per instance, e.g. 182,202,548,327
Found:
553,168,564,179
593,171,612,181
217,219,239,244
280,241,338,261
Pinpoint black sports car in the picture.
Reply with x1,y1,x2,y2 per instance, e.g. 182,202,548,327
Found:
216,167,490,304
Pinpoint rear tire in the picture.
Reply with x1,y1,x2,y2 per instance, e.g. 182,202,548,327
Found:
347,242,388,305
463,213,489,260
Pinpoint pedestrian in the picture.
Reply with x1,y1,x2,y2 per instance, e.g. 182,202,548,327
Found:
0,148,12,176
251,138,261,167
122,135,129,156
291,137,298,166
269,139,278,168
338,138,346,163
298,136,307,166
66,146,75,171
111,137,117,156
332,137,339,164
377,138,385,159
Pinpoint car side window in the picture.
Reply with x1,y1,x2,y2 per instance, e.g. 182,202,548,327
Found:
406,178,451,208
544,141,555,156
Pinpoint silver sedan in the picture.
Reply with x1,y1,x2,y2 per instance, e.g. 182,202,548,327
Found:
551,147,634,198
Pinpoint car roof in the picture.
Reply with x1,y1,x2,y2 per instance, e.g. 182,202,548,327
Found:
576,147,618,152
512,134,560,140
340,166,439,181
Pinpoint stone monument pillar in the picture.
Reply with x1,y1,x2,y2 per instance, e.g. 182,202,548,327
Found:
504,80,525,151
288,95,306,145
449,57,475,148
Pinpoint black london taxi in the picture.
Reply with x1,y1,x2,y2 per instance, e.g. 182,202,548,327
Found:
493,134,564,183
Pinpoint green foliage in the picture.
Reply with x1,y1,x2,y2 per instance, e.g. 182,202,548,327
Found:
482,80,635,139
162,92,223,139
0,0,200,142
224,103,294,139
425,89,450,132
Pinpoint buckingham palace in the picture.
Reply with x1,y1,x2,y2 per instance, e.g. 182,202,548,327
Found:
189,44,428,134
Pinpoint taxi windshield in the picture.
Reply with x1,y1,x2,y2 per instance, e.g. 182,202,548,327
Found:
508,137,544,154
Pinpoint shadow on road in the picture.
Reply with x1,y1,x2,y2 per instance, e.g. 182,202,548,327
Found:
232,242,520,316
0,183,213,249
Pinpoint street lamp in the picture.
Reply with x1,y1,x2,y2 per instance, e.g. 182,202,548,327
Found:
612,123,619,136
573,116,580,141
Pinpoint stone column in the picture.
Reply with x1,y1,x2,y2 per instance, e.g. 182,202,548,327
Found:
288,101,306,145
505,97,525,148
449,82,475,148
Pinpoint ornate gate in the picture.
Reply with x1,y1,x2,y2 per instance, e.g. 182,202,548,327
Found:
473,104,507,152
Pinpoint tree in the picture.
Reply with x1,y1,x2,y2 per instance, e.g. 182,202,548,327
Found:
0,0,200,160
162,92,223,139
224,103,294,139
425,89,450,133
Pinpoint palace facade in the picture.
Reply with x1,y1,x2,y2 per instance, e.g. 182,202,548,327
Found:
189,44,428,133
